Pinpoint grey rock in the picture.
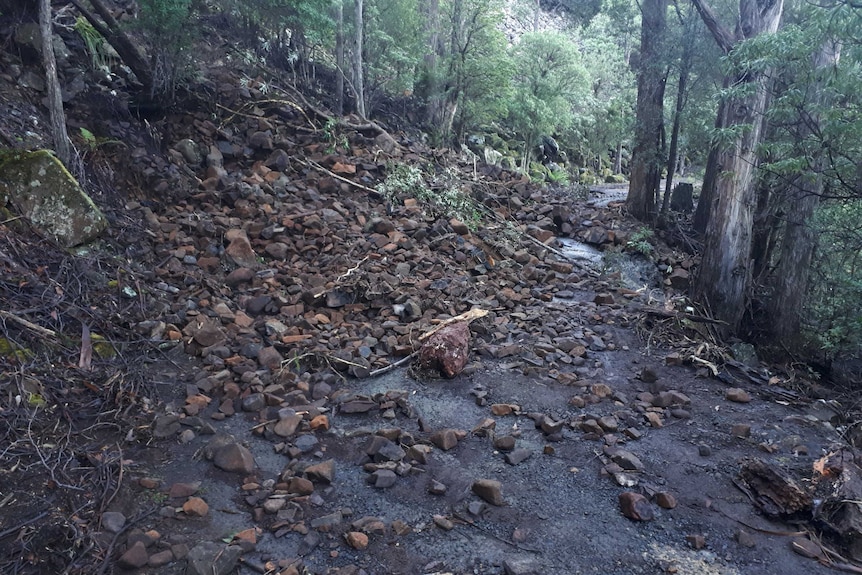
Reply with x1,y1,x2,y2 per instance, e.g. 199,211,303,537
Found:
185,541,242,575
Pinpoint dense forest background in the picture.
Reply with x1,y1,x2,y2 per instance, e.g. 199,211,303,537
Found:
4,0,862,372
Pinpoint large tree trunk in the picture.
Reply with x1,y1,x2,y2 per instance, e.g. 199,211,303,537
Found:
353,0,366,119
769,40,841,342
692,0,784,332
39,0,70,166
626,0,668,223
422,0,445,128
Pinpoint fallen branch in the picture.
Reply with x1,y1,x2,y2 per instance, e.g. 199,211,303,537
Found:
299,159,381,195
631,304,727,325
368,351,418,378
0,310,57,338
418,308,489,341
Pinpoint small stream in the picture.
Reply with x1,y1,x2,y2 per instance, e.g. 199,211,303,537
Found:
555,237,665,296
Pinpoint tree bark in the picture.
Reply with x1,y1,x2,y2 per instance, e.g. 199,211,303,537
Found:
39,0,71,166
626,0,667,222
769,40,841,342
692,0,784,332
352,0,366,119
335,0,344,115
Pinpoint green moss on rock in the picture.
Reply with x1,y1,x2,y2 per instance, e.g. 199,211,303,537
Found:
0,149,108,247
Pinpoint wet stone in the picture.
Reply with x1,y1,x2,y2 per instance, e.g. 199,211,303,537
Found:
305,459,335,483
428,480,447,495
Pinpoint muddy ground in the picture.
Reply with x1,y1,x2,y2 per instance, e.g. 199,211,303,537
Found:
0,17,855,575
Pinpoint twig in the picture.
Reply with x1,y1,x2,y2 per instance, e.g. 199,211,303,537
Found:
299,159,380,195
451,512,541,553
0,310,57,338
0,510,50,540
368,351,418,378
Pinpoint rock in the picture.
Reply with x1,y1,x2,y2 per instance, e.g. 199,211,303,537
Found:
433,515,455,530
182,497,209,517
494,435,516,451
655,492,677,509
101,511,126,533
305,459,335,484
148,549,174,567
369,469,397,488
274,412,303,437
185,541,242,575
418,322,471,378
503,556,541,575
225,267,254,287
118,541,149,569
169,482,201,498
211,440,255,474
472,479,504,506
608,448,644,471
731,424,751,438
345,531,369,550
428,480,447,495
735,529,756,548
225,229,258,268
430,428,464,451
0,150,108,247
639,367,658,384
686,534,706,549
619,492,654,521
257,346,283,370
726,388,752,403
288,477,315,495
505,448,532,465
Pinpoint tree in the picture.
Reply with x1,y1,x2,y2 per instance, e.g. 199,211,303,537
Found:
508,31,588,169
691,0,784,332
626,0,667,222
353,0,366,118
39,0,70,166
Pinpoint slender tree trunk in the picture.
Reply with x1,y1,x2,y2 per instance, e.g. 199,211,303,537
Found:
691,0,784,332
769,40,841,342
692,95,726,233
626,0,667,222
614,141,623,174
335,0,344,115
353,0,366,119
39,0,70,166
533,0,541,32
422,0,445,127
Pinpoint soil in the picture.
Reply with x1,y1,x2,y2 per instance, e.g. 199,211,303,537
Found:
0,11,857,575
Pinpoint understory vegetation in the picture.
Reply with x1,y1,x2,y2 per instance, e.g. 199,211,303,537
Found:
6,0,862,365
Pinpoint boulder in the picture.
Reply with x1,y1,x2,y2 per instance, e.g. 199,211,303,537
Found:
0,150,108,246
418,322,470,378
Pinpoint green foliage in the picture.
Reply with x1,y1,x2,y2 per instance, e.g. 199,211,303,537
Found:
137,0,195,99
378,163,482,229
626,227,654,257
805,201,862,358
322,118,348,153
362,0,424,109
74,16,114,71
507,31,589,168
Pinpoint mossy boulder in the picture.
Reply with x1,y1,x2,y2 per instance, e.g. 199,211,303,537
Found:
0,150,107,247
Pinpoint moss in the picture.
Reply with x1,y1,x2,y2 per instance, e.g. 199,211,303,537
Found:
0,149,108,247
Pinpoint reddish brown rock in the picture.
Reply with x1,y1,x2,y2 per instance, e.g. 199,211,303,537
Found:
345,531,369,549
418,322,470,378
305,459,335,484
655,492,677,509
619,492,654,521
225,229,258,268
472,479,504,506
726,388,752,403
182,496,209,517
118,541,149,569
